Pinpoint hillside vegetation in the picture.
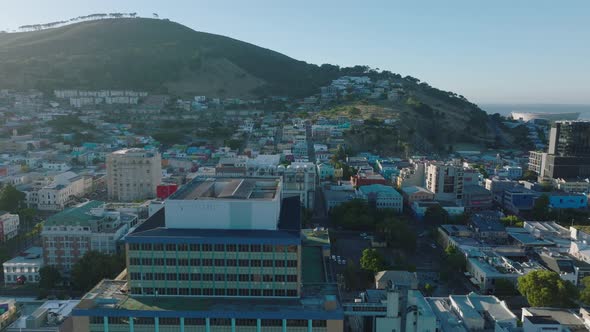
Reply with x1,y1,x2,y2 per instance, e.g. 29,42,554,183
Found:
0,18,347,97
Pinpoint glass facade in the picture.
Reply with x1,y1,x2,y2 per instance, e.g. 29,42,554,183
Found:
127,243,300,298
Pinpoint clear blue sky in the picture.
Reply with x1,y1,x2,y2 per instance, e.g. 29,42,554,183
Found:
2,0,589,104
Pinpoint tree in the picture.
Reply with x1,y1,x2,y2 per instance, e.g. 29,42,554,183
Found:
521,170,537,181
39,266,62,289
424,283,435,296
0,185,25,212
377,218,417,252
444,245,466,271
424,205,450,224
494,278,518,296
71,251,125,292
532,194,550,220
360,248,386,273
580,276,590,305
500,215,523,227
517,270,578,307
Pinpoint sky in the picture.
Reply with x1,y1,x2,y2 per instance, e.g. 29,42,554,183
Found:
2,0,589,105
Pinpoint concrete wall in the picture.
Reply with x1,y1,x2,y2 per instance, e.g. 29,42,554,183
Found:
165,198,281,230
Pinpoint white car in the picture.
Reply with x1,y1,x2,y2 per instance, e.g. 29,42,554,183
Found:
341,259,347,265
331,255,336,260
360,232,367,237
430,243,437,249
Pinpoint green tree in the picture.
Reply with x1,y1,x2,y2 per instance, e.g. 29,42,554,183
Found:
532,194,550,221
444,245,466,271
360,248,386,273
377,218,417,252
500,215,523,227
424,205,450,224
39,266,62,289
423,283,435,296
517,270,578,307
71,251,125,292
580,276,590,305
0,185,25,212
494,278,518,296
521,170,537,181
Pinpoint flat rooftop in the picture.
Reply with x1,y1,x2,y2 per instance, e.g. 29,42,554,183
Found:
74,280,342,320
170,178,279,200
44,200,104,227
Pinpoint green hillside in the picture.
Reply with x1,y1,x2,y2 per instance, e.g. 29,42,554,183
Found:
0,18,341,97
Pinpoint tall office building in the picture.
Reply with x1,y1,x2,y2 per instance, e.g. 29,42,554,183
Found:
107,149,162,202
543,121,590,180
71,177,343,332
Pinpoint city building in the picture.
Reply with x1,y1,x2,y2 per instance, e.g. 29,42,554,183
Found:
106,149,162,202
279,162,316,209
317,163,336,181
552,178,590,193
70,177,344,331
356,184,403,213
548,192,588,209
5,299,80,332
427,293,517,332
0,212,19,243
462,185,493,212
522,307,589,332
466,250,543,292
396,161,425,188
528,151,547,178
400,186,434,205
543,121,590,180
425,162,464,202
3,247,43,284
469,212,507,242
411,200,465,221
0,298,17,331
41,200,138,276
350,171,388,188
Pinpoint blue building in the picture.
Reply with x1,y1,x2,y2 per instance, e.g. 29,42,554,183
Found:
549,192,588,209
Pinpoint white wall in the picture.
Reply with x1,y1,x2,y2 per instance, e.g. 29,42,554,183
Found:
165,198,281,230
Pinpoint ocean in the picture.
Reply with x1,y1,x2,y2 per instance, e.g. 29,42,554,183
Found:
480,104,590,120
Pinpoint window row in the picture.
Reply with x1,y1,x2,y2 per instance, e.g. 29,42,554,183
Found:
129,272,298,282
129,243,298,253
129,287,298,297
129,257,298,268
91,316,325,327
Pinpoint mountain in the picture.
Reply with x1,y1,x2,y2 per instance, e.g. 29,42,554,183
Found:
0,18,343,97
0,18,522,152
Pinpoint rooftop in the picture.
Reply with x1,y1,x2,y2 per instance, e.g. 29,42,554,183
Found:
523,308,586,330
74,280,342,320
169,178,280,201
44,200,104,227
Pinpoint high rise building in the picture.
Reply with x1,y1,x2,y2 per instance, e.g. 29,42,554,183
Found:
425,162,464,202
542,121,590,180
107,149,162,202
70,177,343,331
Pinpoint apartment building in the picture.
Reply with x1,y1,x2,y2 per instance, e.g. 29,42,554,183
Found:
106,149,162,202
41,200,138,276
425,162,465,202
356,184,403,213
3,246,43,284
0,212,19,242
